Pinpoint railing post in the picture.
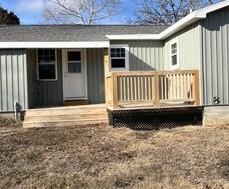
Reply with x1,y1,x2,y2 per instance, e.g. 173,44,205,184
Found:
193,71,200,106
112,73,118,109
154,73,160,107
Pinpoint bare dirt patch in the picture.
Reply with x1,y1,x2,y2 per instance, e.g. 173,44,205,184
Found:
0,124,229,188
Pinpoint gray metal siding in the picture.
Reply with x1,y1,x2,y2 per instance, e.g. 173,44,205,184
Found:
163,24,201,70
27,49,63,108
201,7,229,105
0,49,28,112
111,40,164,71
27,48,105,107
87,48,105,104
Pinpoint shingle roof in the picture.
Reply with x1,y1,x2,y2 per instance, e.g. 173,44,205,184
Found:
0,25,169,42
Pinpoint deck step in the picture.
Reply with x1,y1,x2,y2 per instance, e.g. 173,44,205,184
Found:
23,104,108,128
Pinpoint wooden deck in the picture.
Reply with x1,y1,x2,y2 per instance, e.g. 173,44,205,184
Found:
23,104,108,128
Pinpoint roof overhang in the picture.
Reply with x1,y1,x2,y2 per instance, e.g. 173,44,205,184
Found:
0,41,110,48
106,0,229,41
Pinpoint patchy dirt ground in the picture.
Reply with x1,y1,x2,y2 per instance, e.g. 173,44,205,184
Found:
0,124,229,189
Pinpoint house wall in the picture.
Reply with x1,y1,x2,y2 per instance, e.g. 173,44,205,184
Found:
86,48,105,104
27,49,63,108
27,48,105,108
163,23,201,70
110,40,164,71
201,6,229,105
0,49,28,112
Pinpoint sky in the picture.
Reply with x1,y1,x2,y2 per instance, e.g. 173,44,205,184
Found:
0,0,139,24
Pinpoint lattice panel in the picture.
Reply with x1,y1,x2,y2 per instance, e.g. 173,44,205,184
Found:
108,106,204,130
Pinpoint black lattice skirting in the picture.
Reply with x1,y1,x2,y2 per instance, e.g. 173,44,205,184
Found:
108,106,204,130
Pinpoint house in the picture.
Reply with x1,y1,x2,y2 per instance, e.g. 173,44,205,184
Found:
0,0,229,113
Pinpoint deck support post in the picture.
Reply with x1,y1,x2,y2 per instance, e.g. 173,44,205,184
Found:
104,48,110,104
193,71,200,106
112,73,118,109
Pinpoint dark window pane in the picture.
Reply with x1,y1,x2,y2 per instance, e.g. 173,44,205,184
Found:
172,43,177,49
172,55,177,65
43,56,50,63
172,49,177,54
39,65,56,80
116,53,121,57
44,49,49,56
121,48,125,54
50,49,55,56
68,51,81,61
50,55,55,62
68,63,81,73
38,49,43,56
38,56,43,64
111,58,125,68
111,51,115,57
38,49,56,64
121,52,125,58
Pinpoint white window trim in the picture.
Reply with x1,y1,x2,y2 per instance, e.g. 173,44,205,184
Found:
170,38,179,70
37,49,58,81
110,44,129,71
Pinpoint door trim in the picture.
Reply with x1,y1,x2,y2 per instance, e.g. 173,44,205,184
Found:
62,49,88,101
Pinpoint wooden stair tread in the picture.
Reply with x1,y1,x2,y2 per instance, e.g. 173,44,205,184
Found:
23,104,108,128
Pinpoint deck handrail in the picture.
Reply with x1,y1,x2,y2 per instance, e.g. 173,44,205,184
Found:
105,70,200,109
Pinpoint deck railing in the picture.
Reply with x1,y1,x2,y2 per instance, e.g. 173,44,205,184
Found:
106,70,200,109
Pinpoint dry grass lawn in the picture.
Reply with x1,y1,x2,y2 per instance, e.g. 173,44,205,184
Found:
0,123,229,189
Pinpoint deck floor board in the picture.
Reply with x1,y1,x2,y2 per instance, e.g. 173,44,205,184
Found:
23,104,108,128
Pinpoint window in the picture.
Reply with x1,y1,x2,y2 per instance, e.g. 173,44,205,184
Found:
67,51,81,73
110,45,129,71
37,49,57,80
170,40,179,70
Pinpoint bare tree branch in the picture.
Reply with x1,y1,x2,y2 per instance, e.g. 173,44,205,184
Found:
44,0,121,24
135,0,224,25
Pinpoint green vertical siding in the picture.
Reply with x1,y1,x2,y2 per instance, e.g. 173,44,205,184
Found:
201,7,229,105
27,48,106,106
87,48,105,104
27,49,63,108
163,24,201,70
0,49,28,112
111,40,164,71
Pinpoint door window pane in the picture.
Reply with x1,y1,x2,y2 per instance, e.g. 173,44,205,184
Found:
68,62,81,73
68,51,81,61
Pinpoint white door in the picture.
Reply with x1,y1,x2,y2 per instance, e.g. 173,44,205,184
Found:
63,49,87,100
